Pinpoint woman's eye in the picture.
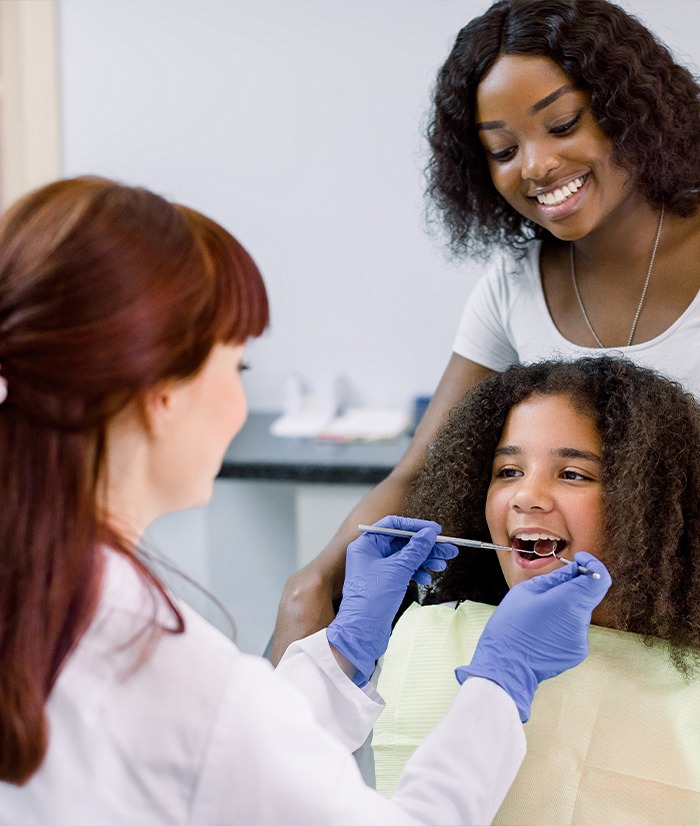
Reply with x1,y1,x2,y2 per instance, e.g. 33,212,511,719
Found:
487,146,516,162
550,111,583,135
238,361,251,373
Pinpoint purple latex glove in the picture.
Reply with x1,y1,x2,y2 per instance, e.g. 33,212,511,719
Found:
456,552,612,722
327,516,458,686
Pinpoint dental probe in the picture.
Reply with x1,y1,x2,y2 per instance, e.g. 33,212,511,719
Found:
551,555,601,578
357,524,601,579
358,524,511,551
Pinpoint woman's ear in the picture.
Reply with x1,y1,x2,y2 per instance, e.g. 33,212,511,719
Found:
141,379,190,437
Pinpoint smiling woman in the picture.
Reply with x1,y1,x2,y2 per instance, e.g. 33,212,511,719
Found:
428,0,700,254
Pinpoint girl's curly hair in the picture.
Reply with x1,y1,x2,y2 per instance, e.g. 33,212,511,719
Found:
426,0,700,257
403,356,700,675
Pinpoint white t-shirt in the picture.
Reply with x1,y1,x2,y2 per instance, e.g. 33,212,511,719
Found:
0,550,525,826
453,241,700,399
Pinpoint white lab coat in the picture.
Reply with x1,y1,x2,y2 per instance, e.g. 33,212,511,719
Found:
0,551,525,825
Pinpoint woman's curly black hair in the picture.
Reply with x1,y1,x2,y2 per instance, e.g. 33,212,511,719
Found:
403,356,700,675
426,0,700,256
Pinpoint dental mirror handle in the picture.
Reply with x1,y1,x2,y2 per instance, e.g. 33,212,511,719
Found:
357,524,601,579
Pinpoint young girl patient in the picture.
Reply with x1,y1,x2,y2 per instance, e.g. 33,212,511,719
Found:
372,356,700,824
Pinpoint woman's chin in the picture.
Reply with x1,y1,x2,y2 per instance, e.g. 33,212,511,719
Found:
162,482,215,517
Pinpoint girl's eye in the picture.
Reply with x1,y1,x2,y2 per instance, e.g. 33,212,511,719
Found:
495,466,522,479
550,110,583,135
238,362,251,373
561,469,592,481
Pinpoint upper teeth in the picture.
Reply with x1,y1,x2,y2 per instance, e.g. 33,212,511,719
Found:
514,532,562,542
536,177,584,206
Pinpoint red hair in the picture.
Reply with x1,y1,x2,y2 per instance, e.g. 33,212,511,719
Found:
0,177,269,783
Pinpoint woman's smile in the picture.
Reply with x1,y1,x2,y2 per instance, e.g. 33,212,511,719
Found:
529,173,591,220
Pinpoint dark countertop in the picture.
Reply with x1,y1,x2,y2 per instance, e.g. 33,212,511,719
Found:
218,412,410,484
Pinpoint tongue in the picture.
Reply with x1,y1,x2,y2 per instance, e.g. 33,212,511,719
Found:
534,539,557,557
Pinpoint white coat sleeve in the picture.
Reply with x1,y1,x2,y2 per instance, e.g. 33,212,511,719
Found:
274,629,385,751
189,630,526,826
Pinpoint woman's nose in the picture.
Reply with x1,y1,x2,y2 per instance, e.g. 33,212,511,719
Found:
521,141,560,182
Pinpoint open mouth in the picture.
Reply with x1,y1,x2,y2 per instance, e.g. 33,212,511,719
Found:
534,174,588,207
511,533,568,561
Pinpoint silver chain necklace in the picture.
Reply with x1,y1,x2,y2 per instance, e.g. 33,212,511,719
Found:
570,204,665,348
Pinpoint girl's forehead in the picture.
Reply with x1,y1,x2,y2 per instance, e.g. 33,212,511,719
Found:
500,392,601,447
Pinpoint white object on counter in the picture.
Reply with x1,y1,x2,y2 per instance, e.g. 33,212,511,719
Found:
317,408,410,442
271,405,410,441
271,372,339,437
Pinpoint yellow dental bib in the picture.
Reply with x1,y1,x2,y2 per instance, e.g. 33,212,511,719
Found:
373,601,700,825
